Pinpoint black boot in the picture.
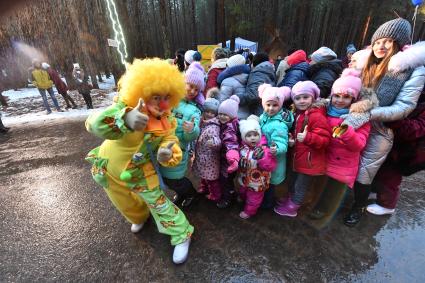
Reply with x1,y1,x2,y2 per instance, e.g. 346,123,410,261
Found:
0,118,10,133
343,207,365,227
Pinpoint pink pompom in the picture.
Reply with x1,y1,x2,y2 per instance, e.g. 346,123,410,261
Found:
277,86,292,101
341,68,361,78
258,83,272,98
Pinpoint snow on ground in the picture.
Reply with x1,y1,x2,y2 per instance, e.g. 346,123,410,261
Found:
1,75,117,127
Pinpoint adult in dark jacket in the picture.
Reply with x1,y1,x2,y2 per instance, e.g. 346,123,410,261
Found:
73,66,93,109
42,63,77,109
308,47,343,98
245,52,276,116
368,88,425,215
277,49,309,88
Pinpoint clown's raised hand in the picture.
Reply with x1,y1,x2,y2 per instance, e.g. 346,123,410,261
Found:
124,98,149,131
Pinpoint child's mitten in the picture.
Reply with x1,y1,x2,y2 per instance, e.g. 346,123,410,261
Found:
226,149,240,173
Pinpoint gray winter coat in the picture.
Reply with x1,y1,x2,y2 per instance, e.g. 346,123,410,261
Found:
219,73,249,119
356,42,425,184
245,61,276,116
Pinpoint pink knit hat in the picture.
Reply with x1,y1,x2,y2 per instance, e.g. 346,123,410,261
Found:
291,81,320,100
218,95,240,118
185,62,205,91
258,84,291,109
331,68,362,101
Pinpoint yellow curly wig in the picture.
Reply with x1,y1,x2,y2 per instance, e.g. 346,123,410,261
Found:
118,58,185,108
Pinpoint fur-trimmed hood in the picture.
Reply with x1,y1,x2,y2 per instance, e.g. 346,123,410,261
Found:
355,41,425,73
389,41,425,72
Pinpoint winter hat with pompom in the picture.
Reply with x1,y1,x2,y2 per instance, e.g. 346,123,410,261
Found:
184,50,202,65
258,84,291,109
291,81,320,100
204,87,220,113
227,54,246,67
185,62,205,91
331,68,362,101
286,50,307,66
239,115,261,142
218,95,240,118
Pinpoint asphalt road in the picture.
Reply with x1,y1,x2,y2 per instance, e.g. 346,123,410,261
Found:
1,119,424,282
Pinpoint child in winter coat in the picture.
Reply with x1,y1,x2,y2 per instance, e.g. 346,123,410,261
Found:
308,69,371,220
85,58,193,264
238,115,277,219
160,62,203,208
258,84,294,208
194,89,222,200
216,95,241,208
274,80,331,217
218,54,251,119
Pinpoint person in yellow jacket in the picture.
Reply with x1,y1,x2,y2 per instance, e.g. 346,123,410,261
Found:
30,59,62,114
85,58,194,264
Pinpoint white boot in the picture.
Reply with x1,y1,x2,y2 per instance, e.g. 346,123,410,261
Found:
173,238,191,264
130,222,144,233
367,203,395,215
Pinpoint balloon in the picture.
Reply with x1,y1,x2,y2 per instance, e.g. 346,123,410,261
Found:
412,0,424,6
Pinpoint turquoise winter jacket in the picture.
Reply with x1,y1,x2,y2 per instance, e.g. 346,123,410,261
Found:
160,99,201,179
260,108,294,185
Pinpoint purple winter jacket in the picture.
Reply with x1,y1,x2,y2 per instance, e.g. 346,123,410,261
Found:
220,118,240,177
194,117,221,180
387,91,425,176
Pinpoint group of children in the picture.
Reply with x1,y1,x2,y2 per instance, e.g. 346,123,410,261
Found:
166,60,371,220
85,17,425,265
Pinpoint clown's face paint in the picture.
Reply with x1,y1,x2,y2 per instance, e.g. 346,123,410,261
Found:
146,94,171,118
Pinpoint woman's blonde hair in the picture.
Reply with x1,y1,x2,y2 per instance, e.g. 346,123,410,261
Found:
362,42,400,88
118,58,185,108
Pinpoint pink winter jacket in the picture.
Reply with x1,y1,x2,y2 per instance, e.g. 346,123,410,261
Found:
326,116,370,188
194,117,221,180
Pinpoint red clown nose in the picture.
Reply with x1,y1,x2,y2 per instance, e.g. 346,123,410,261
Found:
159,100,169,110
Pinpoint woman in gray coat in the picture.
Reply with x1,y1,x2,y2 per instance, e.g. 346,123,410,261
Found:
343,18,425,226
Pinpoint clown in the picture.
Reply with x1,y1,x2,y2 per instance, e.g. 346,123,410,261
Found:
85,58,193,264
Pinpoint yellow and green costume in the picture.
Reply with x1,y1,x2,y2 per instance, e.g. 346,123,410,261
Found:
86,99,194,245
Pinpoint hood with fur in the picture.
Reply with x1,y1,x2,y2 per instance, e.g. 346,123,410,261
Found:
355,41,425,72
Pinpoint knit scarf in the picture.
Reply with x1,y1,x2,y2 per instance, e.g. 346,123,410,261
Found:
375,68,414,107
327,105,349,117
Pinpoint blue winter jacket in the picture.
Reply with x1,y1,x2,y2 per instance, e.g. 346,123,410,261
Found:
217,64,251,85
160,99,201,179
277,62,309,88
246,61,276,116
260,108,294,185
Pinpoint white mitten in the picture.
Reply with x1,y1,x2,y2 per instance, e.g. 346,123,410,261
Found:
157,142,175,163
341,112,371,130
124,98,149,131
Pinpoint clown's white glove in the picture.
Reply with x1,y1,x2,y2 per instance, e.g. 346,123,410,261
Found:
157,142,175,163
124,98,149,131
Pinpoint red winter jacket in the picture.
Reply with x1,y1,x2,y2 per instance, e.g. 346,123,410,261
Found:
291,106,331,175
205,68,225,94
326,116,370,187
